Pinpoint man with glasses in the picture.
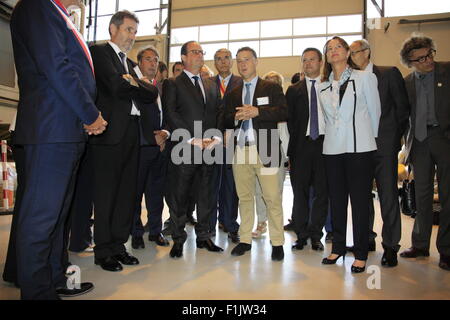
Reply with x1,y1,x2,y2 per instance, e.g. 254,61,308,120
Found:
163,41,224,258
349,39,410,267
399,35,450,271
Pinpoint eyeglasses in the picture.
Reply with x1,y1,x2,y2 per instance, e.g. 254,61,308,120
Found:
351,48,368,56
188,50,206,56
409,49,436,63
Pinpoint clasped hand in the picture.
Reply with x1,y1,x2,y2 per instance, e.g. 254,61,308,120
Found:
190,138,221,150
235,104,259,121
84,112,107,135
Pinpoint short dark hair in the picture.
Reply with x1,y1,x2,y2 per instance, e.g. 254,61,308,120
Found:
291,72,300,84
322,36,359,82
109,10,139,35
172,61,183,73
181,41,197,56
158,61,168,73
137,46,159,62
302,47,322,61
400,35,435,67
236,47,257,59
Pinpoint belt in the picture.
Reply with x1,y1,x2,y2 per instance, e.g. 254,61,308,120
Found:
306,135,324,141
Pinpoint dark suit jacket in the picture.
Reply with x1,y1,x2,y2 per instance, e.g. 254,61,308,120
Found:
11,0,99,144
372,65,410,155
211,74,243,97
285,79,310,158
89,43,158,145
223,77,288,167
162,71,223,139
404,61,450,162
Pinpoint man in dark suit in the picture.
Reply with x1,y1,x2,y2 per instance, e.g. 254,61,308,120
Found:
286,47,328,252
350,39,411,267
224,47,287,261
130,46,170,249
163,41,224,258
89,11,158,272
398,36,450,271
9,0,106,299
210,48,243,243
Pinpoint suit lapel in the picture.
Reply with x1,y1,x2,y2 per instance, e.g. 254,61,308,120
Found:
299,80,309,120
405,74,416,124
434,62,445,120
106,43,126,73
180,72,204,107
252,78,264,107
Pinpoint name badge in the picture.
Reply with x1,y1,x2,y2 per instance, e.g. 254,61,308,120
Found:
257,96,269,105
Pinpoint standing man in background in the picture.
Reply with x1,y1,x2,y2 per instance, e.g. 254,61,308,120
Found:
89,10,158,272
10,0,106,299
350,39,410,267
210,48,242,243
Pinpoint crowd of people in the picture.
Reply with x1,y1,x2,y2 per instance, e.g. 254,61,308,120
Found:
2,0,450,300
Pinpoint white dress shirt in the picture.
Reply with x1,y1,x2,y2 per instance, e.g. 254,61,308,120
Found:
108,41,140,116
305,76,325,136
183,69,206,103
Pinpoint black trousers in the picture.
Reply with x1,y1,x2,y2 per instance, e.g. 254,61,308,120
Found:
325,152,375,261
2,143,25,286
90,118,139,259
410,126,450,255
166,161,215,244
290,138,328,241
368,151,402,250
131,145,167,237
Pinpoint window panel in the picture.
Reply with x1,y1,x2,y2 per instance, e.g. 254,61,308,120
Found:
260,19,292,38
293,37,327,56
327,14,362,34
169,45,182,63
366,0,382,19
293,17,326,36
385,0,450,17
119,0,160,11
95,15,113,41
260,39,292,57
201,42,228,61
171,27,199,45
338,35,363,46
229,22,259,40
228,41,259,57
200,24,228,42
97,0,116,16
135,10,159,36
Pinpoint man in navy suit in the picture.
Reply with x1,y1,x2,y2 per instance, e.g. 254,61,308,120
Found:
130,46,170,249
10,0,106,299
210,48,242,243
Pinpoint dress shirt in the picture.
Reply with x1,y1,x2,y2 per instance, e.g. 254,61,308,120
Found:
305,76,325,136
239,76,259,143
183,69,206,103
108,41,140,116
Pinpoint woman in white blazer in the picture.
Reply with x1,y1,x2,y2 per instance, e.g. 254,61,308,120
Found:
319,36,381,273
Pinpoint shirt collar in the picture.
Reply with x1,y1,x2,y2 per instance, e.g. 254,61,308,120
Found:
108,41,125,57
244,75,258,87
183,69,201,79
414,69,434,80
365,62,374,72
305,75,321,83
219,73,232,83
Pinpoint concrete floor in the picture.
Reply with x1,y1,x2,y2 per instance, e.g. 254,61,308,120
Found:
1,177,449,300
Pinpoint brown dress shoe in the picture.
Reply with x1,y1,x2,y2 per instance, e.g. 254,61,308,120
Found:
400,247,430,258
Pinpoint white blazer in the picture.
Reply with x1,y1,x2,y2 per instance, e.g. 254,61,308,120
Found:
319,70,381,155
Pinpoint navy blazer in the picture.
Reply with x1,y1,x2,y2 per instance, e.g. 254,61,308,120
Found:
11,0,99,144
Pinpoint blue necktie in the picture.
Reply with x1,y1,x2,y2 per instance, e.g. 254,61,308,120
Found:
309,80,319,140
241,83,252,142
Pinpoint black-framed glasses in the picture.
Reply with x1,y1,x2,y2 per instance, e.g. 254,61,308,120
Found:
409,49,436,63
350,48,368,56
188,50,206,56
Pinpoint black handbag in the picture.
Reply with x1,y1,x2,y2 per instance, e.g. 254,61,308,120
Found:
399,179,416,217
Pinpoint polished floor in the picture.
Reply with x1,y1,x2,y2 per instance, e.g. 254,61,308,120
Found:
0,177,449,300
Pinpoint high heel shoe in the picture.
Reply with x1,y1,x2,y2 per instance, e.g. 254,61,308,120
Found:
351,260,366,273
322,253,345,265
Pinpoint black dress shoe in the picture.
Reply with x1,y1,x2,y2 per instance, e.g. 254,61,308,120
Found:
272,246,284,261
231,243,251,256
131,236,145,249
56,282,94,297
439,254,450,271
400,247,430,258
228,231,240,244
196,239,224,252
311,239,324,251
170,242,183,258
149,233,170,247
284,219,294,231
187,216,197,225
292,238,307,250
161,225,172,236
113,252,139,265
381,246,398,267
95,257,123,272
351,264,366,273
325,232,333,243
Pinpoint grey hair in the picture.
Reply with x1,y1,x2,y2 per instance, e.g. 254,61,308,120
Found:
400,34,436,67
137,45,160,62
214,48,232,60
352,39,371,58
109,10,139,35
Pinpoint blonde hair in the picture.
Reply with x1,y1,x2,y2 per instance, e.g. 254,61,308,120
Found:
262,71,284,87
